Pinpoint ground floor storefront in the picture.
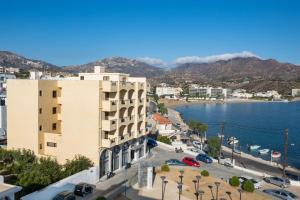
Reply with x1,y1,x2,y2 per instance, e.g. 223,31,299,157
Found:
99,136,148,178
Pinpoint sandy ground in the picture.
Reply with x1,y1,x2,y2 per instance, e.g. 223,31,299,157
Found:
157,168,271,200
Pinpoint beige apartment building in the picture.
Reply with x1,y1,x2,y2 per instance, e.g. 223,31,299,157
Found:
7,66,148,178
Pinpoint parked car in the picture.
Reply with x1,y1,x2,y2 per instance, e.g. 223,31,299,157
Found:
219,158,233,167
182,157,200,167
165,159,186,166
196,153,213,164
192,141,202,149
238,176,263,189
264,176,291,188
147,138,157,147
53,191,76,200
263,189,298,200
74,182,94,197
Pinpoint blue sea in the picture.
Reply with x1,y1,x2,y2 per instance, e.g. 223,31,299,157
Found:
175,101,300,169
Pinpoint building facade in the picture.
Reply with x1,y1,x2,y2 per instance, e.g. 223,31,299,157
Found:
292,89,300,97
155,86,182,99
189,86,230,99
7,66,148,178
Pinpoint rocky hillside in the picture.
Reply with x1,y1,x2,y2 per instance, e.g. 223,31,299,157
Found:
169,57,300,82
63,57,166,78
0,51,61,71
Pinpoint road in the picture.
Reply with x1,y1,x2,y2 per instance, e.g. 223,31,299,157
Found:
86,145,299,199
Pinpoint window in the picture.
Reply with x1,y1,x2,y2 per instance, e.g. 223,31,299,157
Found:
52,123,57,130
39,90,42,96
104,131,109,139
80,76,84,80
39,108,42,114
47,142,57,147
103,76,109,81
39,125,42,131
52,107,57,114
52,90,57,98
39,144,42,149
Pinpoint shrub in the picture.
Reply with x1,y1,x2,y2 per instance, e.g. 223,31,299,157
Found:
157,135,171,145
161,164,170,172
242,180,255,192
201,170,209,177
229,176,240,187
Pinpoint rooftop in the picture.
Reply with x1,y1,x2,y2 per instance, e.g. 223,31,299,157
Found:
152,113,172,125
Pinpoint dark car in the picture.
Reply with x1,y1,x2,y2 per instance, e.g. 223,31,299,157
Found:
74,183,93,197
263,189,298,200
147,138,157,147
53,191,76,200
165,159,186,166
264,176,291,188
182,157,200,167
196,154,213,164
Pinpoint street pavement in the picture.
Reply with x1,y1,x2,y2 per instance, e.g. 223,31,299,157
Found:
84,145,299,199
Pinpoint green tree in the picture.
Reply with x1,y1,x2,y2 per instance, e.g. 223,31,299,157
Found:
157,103,168,115
63,155,93,177
157,135,171,145
188,119,208,142
229,176,240,187
153,94,159,103
207,136,221,158
242,180,255,192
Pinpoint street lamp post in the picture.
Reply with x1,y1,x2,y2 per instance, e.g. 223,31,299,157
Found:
193,175,202,200
215,182,221,200
179,169,184,184
160,176,168,200
177,182,183,200
238,188,243,200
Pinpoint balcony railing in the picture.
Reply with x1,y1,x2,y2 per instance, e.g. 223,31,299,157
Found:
102,119,117,131
102,81,117,92
102,100,117,111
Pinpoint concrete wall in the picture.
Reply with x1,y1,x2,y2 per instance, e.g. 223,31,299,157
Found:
57,80,100,165
7,80,39,154
21,167,99,200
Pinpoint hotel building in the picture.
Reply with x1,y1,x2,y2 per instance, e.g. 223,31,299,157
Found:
7,66,148,178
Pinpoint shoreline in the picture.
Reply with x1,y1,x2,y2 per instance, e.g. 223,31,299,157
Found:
162,98,300,109
167,105,300,174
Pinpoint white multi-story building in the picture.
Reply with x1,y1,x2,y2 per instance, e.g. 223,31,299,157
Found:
156,86,182,99
189,85,230,99
231,89,254,99
292,89,300,97
254,90,281,99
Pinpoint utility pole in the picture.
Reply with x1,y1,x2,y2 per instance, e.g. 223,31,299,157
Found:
283,129,288,177
218,122,225,164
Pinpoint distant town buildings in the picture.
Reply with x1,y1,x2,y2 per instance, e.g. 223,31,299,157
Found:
189,85,230,99
0,66,20,74
231,89,254,99
155,84,182,99
254,90,281,99
292,89,300,97
7,66,148,178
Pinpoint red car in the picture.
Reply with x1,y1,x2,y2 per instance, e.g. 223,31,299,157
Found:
182,157,200,167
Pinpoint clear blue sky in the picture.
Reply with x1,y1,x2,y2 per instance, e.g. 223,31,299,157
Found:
0,0,299,66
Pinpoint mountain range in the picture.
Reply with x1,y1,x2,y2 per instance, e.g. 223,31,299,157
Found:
1,51,300,95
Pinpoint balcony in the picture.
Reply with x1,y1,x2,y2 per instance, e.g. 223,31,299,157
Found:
138,82,144,90
57,97,62,104
138,114,144,121
128,115,134,123
119,82,127,90
120,99,130,107
138,98,144,105
102,119,117,131
128,99,134,106
57,113,62,121
127,82,135,90
119,117,128,126
118,133,131,143
101,138,117,148
102,81,117,92
102,100,117,112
